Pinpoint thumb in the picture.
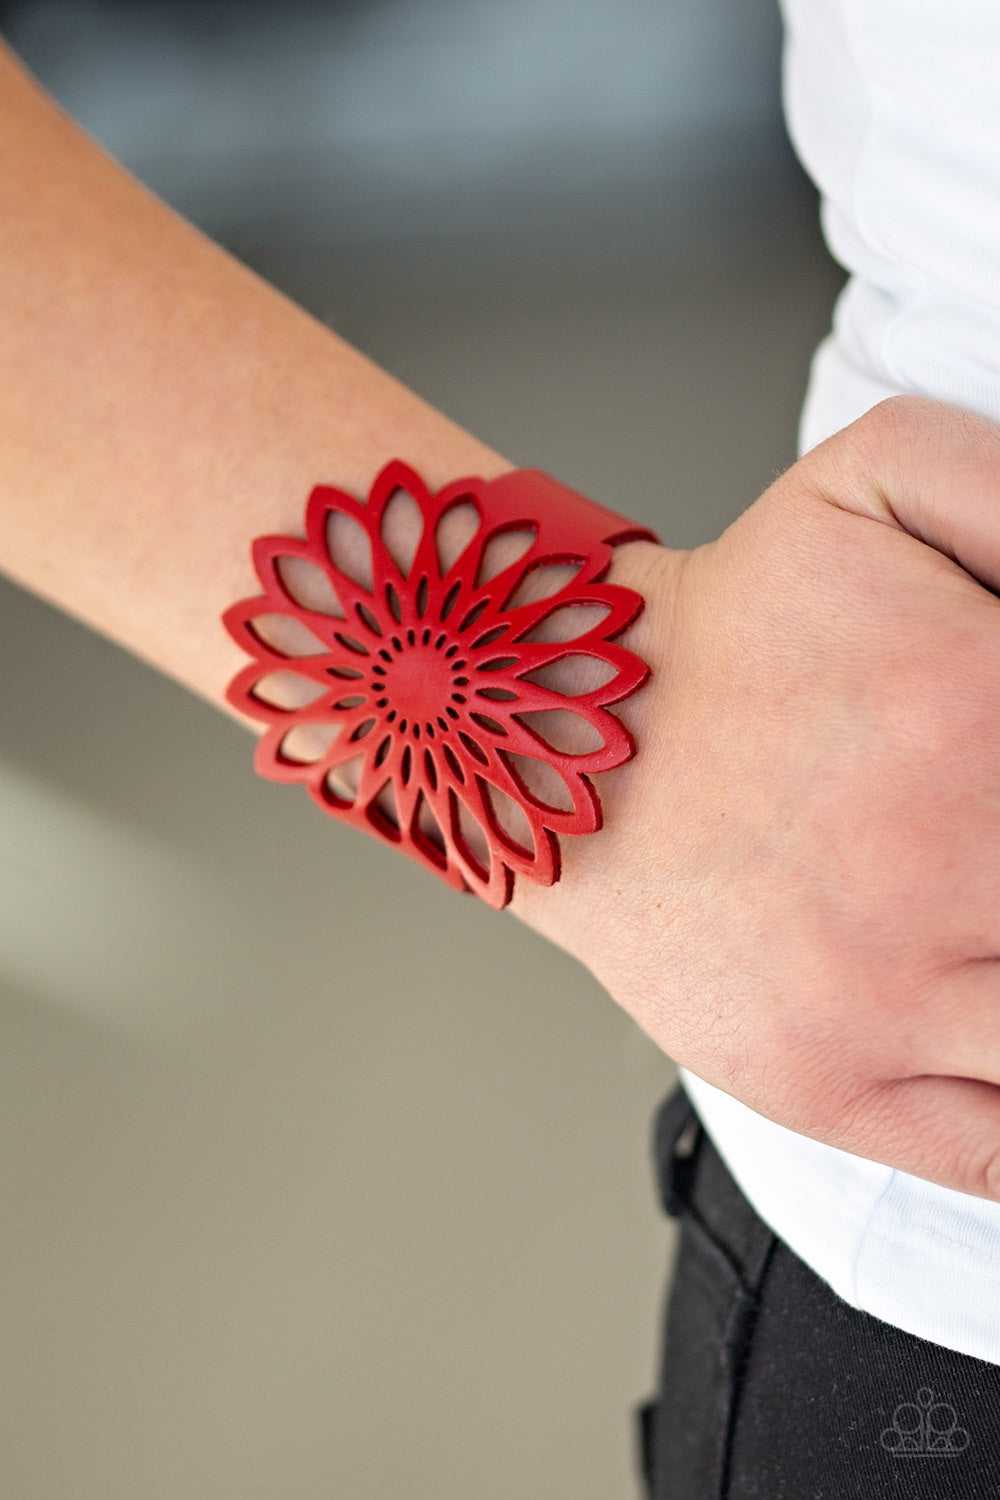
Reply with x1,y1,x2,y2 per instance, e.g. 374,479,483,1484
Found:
836,1073,1000,1203
806,396,1000,595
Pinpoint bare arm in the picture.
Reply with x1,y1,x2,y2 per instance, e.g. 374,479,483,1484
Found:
0,42,515,708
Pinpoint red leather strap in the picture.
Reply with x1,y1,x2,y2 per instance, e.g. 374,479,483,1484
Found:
223,461,658,907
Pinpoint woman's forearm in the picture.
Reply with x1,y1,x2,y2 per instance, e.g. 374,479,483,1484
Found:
0,42,511,710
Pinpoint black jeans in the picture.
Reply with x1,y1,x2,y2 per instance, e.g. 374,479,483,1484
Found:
637,1083,1000,1499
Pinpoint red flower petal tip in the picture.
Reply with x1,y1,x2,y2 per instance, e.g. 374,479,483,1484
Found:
222,461,658,908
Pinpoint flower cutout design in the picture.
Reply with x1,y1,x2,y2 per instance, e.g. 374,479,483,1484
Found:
223,461,657,907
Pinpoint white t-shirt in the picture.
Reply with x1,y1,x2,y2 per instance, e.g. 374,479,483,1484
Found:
681,0,1000,1365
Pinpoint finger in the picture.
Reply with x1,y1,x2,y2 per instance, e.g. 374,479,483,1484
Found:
832,1073,1000,1201
870,959,1000,1090
906,961,1000,1089
807,396,1000,595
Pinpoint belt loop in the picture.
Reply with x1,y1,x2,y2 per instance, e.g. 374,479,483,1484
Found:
652,1082,704,1218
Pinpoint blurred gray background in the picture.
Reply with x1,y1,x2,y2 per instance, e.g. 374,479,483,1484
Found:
0,2,843,1496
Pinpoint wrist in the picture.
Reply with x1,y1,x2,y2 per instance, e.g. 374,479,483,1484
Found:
507,537,688,952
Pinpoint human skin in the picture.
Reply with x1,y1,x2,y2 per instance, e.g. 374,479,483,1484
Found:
4,43,1000,1199
514,398,1000,1200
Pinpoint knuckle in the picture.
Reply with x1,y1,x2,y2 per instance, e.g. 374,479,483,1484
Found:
849,397,912,468
861,394,943,447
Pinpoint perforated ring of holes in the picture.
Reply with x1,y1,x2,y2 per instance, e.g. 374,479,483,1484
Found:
223,460,659,908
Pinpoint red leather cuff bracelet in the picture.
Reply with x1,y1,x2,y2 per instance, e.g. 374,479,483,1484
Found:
222,461,657,907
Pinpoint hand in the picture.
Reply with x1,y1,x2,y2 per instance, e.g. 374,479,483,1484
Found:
512,397,1000,1202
